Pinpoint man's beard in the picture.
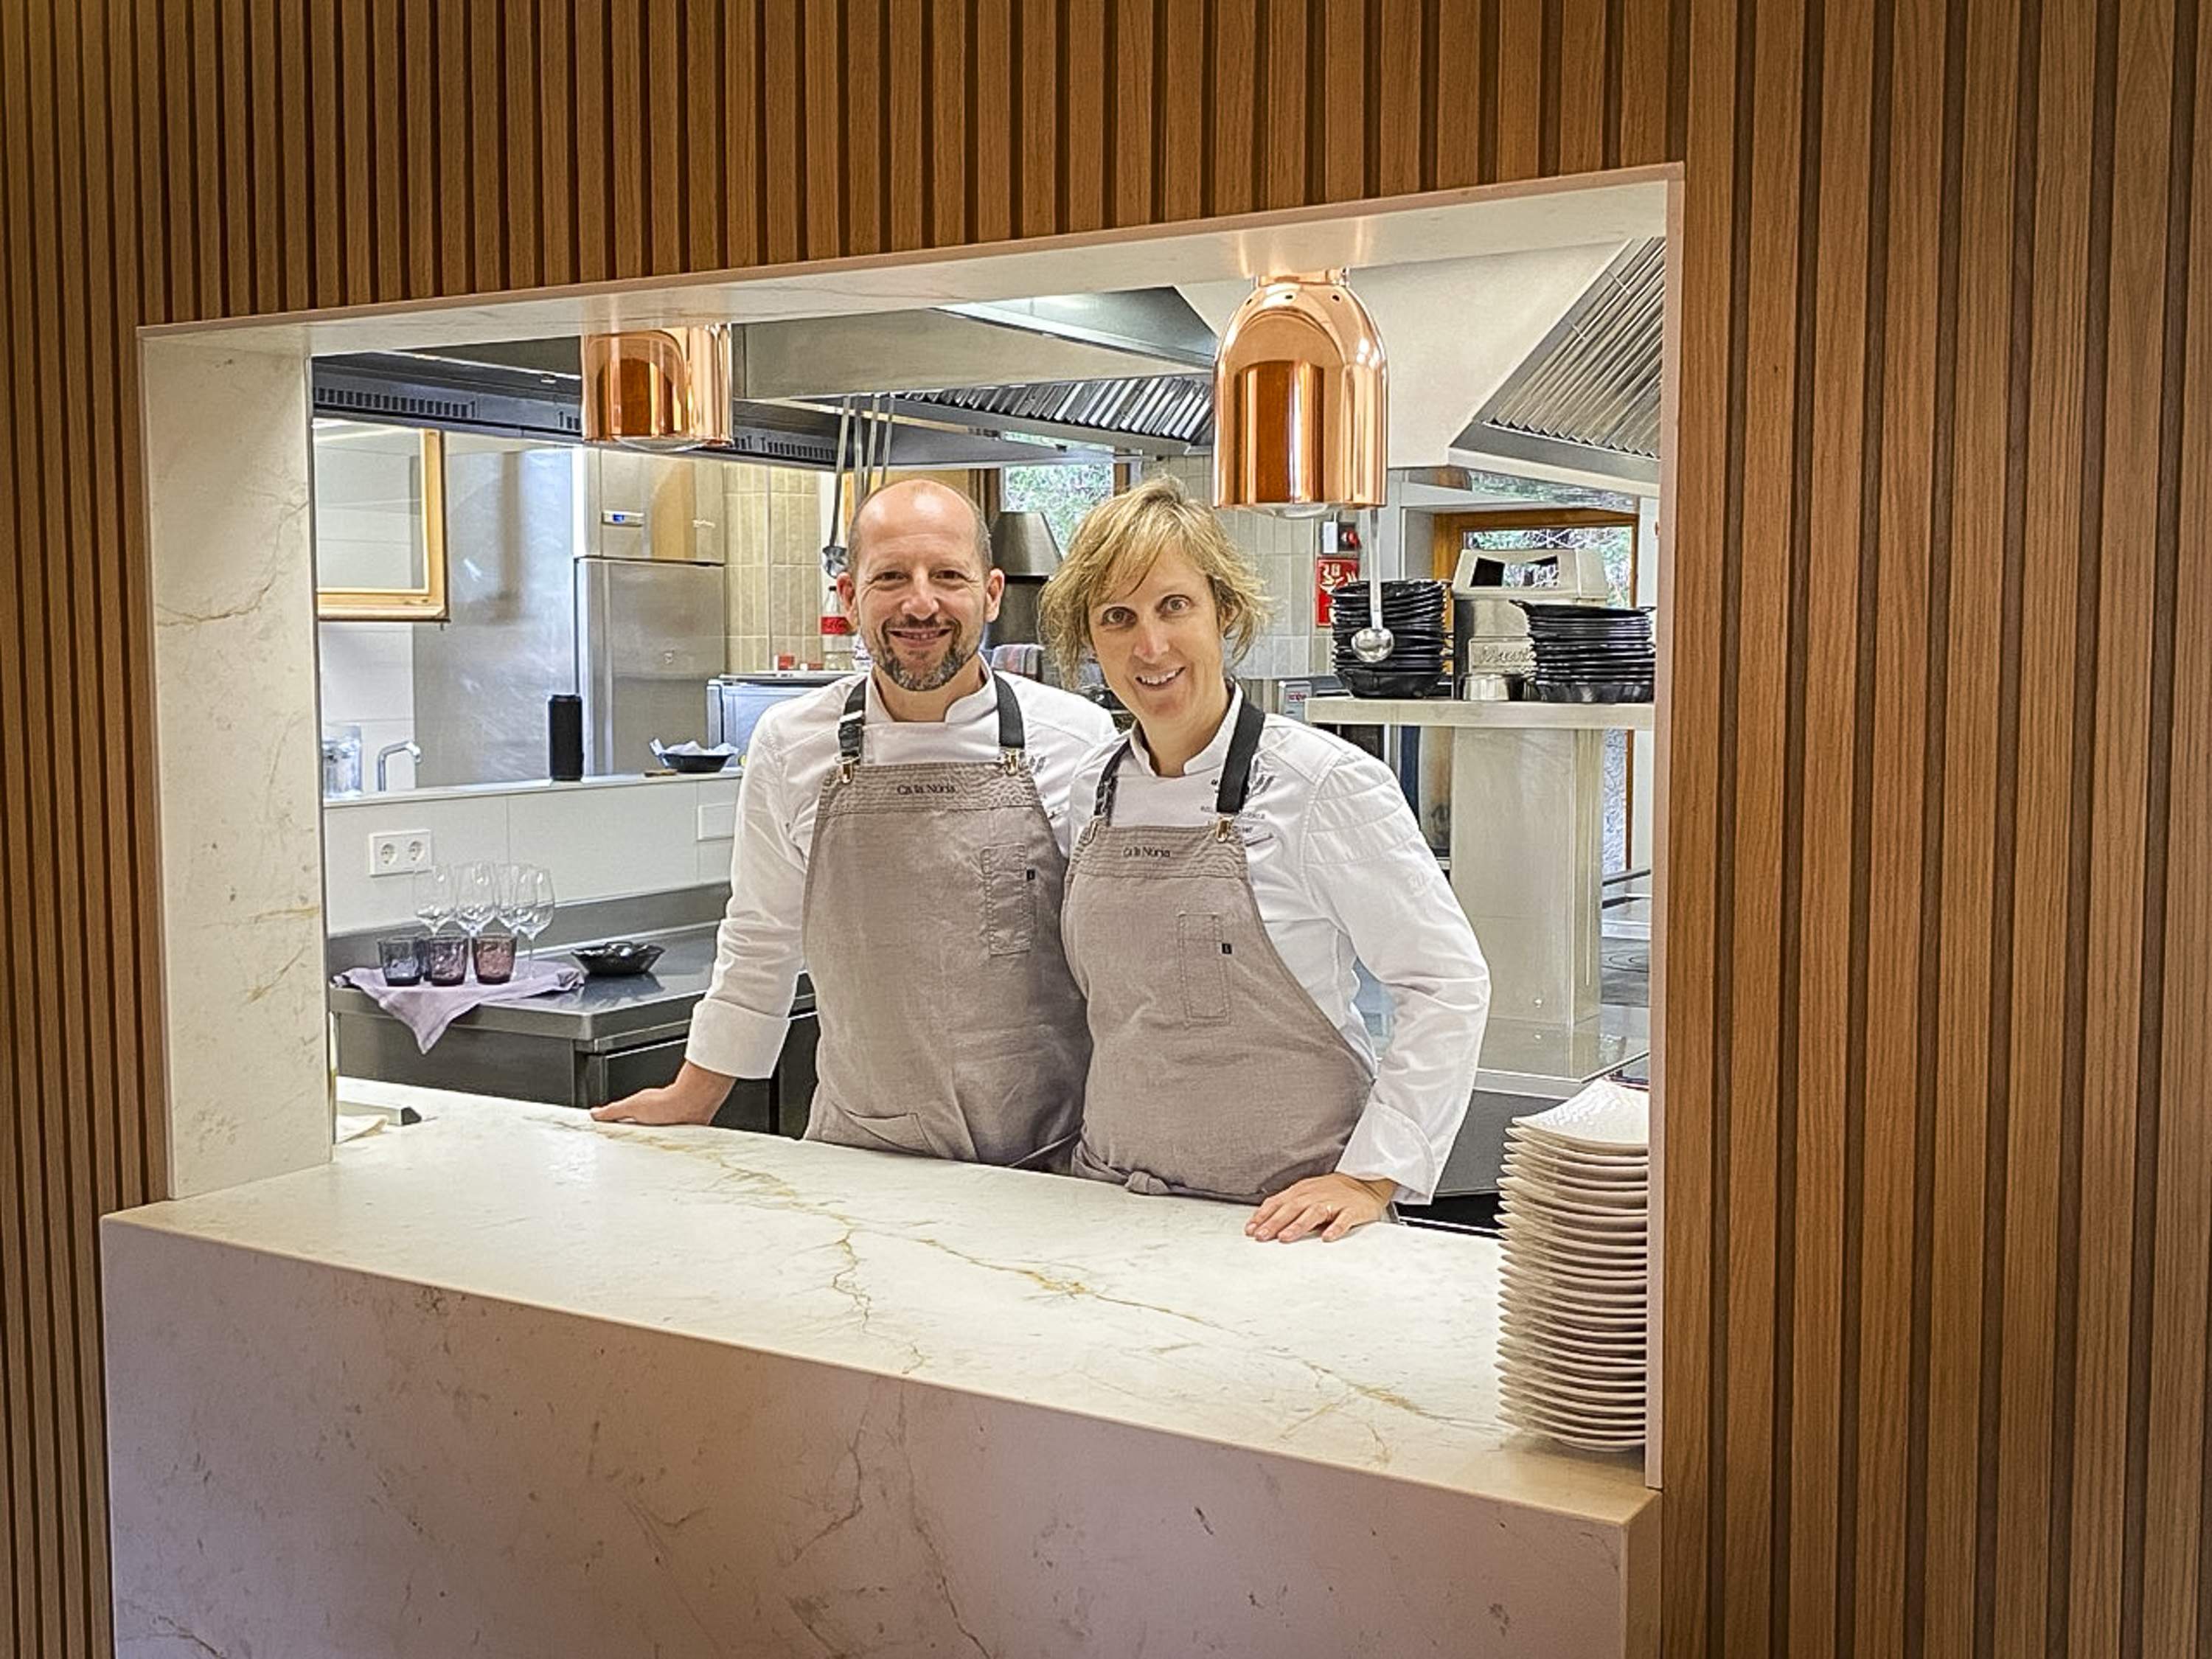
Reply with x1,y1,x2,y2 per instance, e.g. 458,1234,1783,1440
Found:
869,615,980,692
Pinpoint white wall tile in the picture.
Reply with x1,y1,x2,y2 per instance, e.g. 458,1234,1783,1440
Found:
506,779,701,902
321,794,512,933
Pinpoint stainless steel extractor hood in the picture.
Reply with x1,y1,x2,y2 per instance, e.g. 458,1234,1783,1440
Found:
311,288,1220,468
1453,239,1665,488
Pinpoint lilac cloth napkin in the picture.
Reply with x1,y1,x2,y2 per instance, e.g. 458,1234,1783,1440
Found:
338,961,585,1054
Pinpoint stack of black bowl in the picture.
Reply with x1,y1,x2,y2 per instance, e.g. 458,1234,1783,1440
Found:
1329,579,1450,698
1518,602,1656,703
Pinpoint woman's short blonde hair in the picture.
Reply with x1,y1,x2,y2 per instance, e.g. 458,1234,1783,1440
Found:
1039,476,1275,675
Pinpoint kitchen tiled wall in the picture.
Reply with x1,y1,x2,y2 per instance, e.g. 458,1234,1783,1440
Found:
322,776,739,933
723,463,846,672
1142,456,1331,677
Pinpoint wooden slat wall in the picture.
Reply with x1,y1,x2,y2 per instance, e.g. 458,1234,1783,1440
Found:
2,3,2206,1655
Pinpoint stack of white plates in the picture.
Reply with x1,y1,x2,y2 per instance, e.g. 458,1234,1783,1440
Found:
1495,1079,1650,1451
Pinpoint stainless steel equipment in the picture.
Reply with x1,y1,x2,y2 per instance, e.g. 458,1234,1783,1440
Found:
706,672,848,757
987,510,1061,650
575,554,728,775
1450,540,1614,698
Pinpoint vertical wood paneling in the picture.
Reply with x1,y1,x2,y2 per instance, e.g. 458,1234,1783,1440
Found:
886,0,925,248
930,0,969,242
2066,0,2173,1649
1433,0,1481,186
1495,0,1544,180
1557,0,1609,174
506,2,543,291
1318,0,1367,200
846,0,884,255
1259,0,1306,207
1209,0,1258,216
611,0,649,274
1919,1,2015,1655
1060,0,1105,232
538,0,574,287
1660,0,1733,1647
1992,0,2093,1648
730,0,765,266
1784,1,1873,1652
1159,0,1206,220
803,0,846,258
649,0,682,273
1722,0,1802,1653
2138,17,2212,1657
10,4,2212,1655
1107,0,1152,226
1013,0,1057,237
1376,0,1425,195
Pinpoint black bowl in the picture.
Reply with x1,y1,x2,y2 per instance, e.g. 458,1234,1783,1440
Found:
659,751,733,774
1340,664,1447,699
571,941,666,978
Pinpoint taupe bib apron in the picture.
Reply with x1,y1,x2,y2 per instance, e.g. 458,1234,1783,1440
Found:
799,675,1088,1167
1062,697,1372,1203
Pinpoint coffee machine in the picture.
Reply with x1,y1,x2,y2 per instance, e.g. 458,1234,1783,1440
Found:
1450,540,1615,698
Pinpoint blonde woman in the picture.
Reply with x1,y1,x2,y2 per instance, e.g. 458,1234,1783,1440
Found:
1039,476,1490,1242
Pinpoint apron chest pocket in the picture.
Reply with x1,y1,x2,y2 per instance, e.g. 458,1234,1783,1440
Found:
981,843,1037,956
1177,911,1230,1023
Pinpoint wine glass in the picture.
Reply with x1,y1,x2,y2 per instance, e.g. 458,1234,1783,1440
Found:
411,865,455,933
453,861,501,937
504,865,557,967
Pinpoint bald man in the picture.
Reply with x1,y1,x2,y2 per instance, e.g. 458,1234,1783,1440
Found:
597,481,1114,1169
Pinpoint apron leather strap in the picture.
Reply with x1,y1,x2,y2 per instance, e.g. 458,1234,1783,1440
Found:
837,671,1026,769
1094,687,1264,825
836,678,869,765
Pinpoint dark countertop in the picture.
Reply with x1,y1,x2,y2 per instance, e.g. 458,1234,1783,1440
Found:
327,924,813,1052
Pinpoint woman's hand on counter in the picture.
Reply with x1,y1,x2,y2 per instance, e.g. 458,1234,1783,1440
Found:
1246,1174,1397,1243
591,1062,734,1127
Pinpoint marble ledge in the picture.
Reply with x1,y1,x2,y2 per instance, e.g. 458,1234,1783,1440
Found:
103,1088,1658,1657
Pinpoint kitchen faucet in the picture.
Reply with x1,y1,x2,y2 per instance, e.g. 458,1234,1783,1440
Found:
375,739,421,792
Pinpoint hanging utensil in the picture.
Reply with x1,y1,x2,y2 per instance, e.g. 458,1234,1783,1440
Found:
1350,510,1394,663
821,397,855,577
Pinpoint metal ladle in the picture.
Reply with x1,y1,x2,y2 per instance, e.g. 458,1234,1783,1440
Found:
1350,515,1394,662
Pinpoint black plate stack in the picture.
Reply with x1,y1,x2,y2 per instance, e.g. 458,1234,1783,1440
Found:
1329,580,1450,698
1517,603,1656,703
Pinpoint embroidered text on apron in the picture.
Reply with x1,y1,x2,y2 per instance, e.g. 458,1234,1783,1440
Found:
799,675,1088,1166
1061,695,1373,1203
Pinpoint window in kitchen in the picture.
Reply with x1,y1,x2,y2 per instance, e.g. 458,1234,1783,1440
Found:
997,456,1119,556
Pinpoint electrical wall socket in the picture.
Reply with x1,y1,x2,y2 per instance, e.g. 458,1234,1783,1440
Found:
368,830,435,877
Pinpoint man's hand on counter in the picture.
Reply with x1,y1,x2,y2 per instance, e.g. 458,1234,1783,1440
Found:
1247,1174,1398,1244
591,1061,735,1127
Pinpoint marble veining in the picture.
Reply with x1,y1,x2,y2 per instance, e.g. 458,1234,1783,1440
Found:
116,1087,1644,1520
103,1093,1659,1656
142,333,333,1198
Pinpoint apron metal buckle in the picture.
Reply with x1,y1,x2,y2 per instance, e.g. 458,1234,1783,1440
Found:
1001,749,1023,776
838,759,857,783
1213,815,1235,842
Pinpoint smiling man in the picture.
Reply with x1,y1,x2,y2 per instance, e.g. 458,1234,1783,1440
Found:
595,479,1114,1166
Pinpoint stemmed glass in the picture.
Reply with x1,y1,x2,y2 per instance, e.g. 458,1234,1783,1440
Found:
453,861,501,938
502,864,557,967
411,865,456,933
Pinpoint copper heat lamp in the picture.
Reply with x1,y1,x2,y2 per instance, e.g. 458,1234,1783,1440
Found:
580,325,734,451
1211,271,1386,513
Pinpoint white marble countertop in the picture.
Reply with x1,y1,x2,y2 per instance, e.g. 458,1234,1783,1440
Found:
111,1086,1650,1528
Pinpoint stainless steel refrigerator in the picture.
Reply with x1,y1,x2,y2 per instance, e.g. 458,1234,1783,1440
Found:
574,555,728,775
